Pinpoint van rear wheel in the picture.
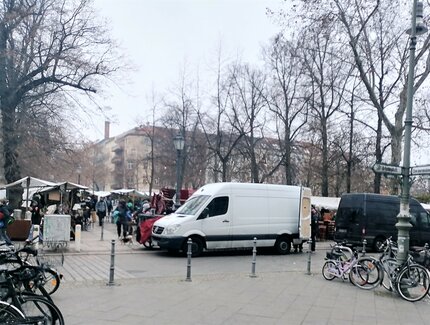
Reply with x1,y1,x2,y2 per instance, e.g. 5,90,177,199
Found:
275,237,291,255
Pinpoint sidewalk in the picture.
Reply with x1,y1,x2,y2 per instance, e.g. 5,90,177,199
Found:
48,223,430,324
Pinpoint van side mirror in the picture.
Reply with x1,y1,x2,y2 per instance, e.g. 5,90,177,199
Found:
198,207,210,220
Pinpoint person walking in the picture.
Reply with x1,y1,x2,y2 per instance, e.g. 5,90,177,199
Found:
106,196,113,223
26,199,43,243
96,197,108,226
0,200,13,246
311,206,319,252
114,200,129,238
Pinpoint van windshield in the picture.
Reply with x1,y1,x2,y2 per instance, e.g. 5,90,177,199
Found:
175,195,210,216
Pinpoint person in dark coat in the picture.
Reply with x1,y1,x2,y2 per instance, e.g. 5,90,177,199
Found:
0,199,13,245
26,199,43,243
311,206,319,252
114,200,129,238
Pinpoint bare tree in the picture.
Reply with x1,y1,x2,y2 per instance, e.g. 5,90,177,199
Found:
301,22,353,196
0,0,122,185
162,67,206,191
197,51,244,182
297,0,430,192
227,64,272,183
263,34,309,184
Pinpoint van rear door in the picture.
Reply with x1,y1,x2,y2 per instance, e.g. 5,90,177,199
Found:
299,187,311,240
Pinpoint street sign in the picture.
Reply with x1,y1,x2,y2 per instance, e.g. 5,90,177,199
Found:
411,164,430,175
372,163,402,175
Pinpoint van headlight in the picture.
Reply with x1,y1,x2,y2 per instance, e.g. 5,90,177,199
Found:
165,224,181,234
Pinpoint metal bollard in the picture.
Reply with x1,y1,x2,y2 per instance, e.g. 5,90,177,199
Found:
186,238,192,282
362,239,367,256
250,237,257,278
100,219,104,241
306,239,312,275
75,224,81,252
107,240,116,286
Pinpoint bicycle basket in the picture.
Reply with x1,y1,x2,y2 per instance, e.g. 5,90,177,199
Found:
326,251,343,260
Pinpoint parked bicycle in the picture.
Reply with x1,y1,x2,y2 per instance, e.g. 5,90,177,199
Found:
0,238,62,296
378,238,430,302
0,267,64,324
322,243,382,290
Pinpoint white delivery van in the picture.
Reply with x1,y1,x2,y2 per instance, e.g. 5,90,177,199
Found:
152,182,312,256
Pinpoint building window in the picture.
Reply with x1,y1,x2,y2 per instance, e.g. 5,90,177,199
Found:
127,162,134,170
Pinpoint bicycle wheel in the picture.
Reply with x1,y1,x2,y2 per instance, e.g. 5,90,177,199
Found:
354,257,383,289
18,295,64,325
349,264,369,288
40,268,61,295
322,261,337,280
0,301,26,324
396,264,430,302
381,258,398,291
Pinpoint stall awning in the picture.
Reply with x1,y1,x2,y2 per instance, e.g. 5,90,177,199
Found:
0,176,57,190
311,196,341,210
111,189,148,198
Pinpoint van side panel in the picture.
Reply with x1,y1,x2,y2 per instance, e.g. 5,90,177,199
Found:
230,190,271,248
266,185,302,238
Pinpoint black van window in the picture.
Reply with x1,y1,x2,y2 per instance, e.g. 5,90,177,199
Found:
418,213,430,228
367,203,398,225
337,207,363,224
206,196,229,218
410,213,417,226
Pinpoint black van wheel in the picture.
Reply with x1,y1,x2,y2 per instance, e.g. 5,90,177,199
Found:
275,237,291,255
373,236,385,252
183,237,204,257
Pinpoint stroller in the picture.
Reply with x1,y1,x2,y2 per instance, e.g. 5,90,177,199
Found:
138,216,162,248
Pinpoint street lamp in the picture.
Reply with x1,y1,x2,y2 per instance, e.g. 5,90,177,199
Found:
396,0,428,264
76,165,82,184
173,134,185,208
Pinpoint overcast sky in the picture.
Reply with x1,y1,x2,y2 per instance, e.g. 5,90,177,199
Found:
89,0,284,140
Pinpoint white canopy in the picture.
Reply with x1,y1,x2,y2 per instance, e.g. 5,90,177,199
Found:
111,188,148,198
0,176,57,190
0,177,89,210
422,203,430,211
91,190,112,198
311,196,341,210
0,176,58,210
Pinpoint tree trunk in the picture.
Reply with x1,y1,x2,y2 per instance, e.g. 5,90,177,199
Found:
321,118,329,196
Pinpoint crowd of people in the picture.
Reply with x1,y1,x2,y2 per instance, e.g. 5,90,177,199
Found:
0,191,159,247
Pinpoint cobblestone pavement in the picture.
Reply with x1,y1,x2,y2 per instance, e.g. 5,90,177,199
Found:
35,222,430,324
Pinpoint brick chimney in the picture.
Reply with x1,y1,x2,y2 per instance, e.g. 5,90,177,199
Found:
104,121,110,139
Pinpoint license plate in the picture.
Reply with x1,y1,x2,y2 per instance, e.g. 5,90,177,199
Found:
151,239,158,246
338,229,347,233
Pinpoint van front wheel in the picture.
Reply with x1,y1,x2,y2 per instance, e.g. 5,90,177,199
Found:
183,237,204,257
275,237,291,255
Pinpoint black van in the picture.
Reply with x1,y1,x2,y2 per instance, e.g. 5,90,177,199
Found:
334,193,430,251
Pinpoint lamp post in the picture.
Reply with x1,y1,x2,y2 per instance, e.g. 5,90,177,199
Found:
77,165,82,184
173,134,185,209
396,0,428,264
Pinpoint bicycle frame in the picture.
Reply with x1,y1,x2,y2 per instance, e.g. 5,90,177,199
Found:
325,245,358,278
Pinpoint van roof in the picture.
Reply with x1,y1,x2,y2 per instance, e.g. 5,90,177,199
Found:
191,182,308,197
340,193,421,205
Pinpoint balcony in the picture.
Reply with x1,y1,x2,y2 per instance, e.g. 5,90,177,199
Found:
111,156,123,164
